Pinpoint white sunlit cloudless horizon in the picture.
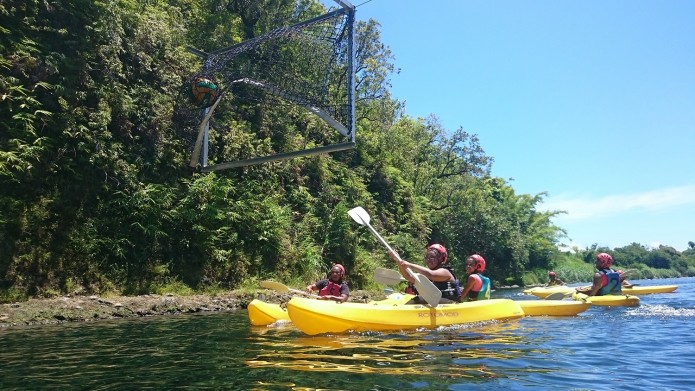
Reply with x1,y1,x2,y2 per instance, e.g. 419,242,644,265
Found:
330,0,695,251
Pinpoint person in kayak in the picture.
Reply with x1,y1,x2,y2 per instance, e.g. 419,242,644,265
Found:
459,254,491,301
305,264,350,302
576,252,621,296
545,271,565,286
389,243,461,304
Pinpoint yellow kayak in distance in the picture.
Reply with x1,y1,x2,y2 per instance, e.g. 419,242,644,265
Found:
572,292,640,307
526,283,678,299
620,285,678,295
286,296,525,335
517,300,591,316
523,286,575,299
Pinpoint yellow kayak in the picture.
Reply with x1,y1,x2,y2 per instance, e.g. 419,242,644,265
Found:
248,299,291,326
527,284,678,299
620,285,678,295
248,293,418,326
524,286,575,299
517,300,591,316
572,292,640,307
249,291,590,326
286,296,525,335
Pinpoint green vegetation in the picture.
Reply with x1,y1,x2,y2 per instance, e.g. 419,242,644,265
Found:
2,0,694,303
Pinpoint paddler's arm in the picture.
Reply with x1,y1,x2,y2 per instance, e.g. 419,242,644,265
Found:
583,273,603,296
389,250,452,282
318,293,348,302
459,274,478,301
389,250,416,283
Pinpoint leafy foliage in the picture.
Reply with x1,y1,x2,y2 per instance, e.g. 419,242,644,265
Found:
1,0,692,300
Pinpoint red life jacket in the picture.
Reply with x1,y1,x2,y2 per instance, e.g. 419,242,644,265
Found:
319,280,343,297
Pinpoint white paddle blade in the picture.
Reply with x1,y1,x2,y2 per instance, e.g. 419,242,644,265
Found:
375,267,406,281
374,268,406,285
544,292,567,300
260,280,291,292
347,206,436,304
406,269,442,307
260,281,311,296
347,206,371,225
347,206,395,253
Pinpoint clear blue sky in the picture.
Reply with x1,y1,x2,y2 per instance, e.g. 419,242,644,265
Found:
330,0,695,251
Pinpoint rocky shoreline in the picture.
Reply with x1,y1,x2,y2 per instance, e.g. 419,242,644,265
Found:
0,289,385,328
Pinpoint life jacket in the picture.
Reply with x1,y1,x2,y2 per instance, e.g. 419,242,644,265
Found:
597,269,622,296
319,280,343,297
405,265,461,302
465,273,491,301
433,265,462,302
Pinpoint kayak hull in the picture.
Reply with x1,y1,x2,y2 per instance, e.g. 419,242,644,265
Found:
248,293,418,326
248,299,290,326
524,286,574,299
248,293,586,326
287,297,525,335
572,292,640,307
517,300,591,316
620,285,678,295
526,284,677,299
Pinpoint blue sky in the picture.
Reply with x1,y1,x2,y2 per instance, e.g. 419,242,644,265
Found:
330,0,695,251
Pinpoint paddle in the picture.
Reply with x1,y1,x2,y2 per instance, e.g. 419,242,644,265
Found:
348,206,442,306
545,292,569,300
374,267,407,285
544,285,595,300
260,280,312,297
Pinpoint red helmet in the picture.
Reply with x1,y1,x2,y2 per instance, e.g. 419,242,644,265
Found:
427,243,448,264
548,271,556,276
596,253,613,269
331,264,346,279
467,254,486,273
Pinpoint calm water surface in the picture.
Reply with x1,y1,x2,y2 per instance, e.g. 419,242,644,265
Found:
1,277,694,390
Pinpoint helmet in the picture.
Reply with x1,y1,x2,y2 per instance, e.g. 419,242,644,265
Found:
331,264,346,279
427,243,448,264
548,271,556,277
467,254,486,273
596,253,613,269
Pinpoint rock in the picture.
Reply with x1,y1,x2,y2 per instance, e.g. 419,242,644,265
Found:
0,289,385,328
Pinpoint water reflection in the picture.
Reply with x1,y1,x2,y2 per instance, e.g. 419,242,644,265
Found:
1,278,693,390
245,319,533,381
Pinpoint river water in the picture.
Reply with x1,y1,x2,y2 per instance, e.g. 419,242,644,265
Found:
1,277,693,390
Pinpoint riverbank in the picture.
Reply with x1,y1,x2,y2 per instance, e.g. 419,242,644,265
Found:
0,289,385,328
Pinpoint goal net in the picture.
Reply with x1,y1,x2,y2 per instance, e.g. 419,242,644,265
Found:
185,1,356,171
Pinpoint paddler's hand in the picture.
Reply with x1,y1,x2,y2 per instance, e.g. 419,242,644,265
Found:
388,249,403,264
